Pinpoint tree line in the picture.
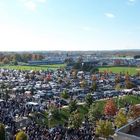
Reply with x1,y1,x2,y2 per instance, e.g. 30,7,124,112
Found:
0,53,45,64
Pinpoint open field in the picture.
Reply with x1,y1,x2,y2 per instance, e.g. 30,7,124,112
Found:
99,66,140,75
0,64,66,71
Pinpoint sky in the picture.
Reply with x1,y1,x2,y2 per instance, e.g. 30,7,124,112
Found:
0,0,140,51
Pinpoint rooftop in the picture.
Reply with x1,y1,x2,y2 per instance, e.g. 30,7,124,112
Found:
128,125,140,137
115,117,140,140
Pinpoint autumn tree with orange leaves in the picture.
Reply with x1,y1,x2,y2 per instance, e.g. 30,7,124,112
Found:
129,105,140,119
92,75,97,81
104,99,117,116
125,73,130,81
115,74,120,85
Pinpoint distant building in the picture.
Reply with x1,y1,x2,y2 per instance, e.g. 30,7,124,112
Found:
28,60,64,65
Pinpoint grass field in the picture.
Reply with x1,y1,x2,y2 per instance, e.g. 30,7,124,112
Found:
99,66,140,75
48,95,140,127
0,64,66,71
94,95,140,113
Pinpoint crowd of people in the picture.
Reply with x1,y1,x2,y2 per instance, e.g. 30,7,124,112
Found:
24,122,95,140
0,68,139,139
0,96,97,140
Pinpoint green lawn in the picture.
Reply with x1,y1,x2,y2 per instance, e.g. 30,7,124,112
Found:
94,95,140,113
46,95,140,127
99,66,140,75
0,64,66,71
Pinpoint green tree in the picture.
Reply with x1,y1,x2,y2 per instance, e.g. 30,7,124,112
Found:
14,53,22,62
16,131,27,140
115,83,121,91
0,123,5,140
125,80,135,89
68,111,82,129
115,110,128,128
90,68,99,74
50,106,61,120
2,57,9,64
91,82,97,91
61,90,69,99
13,60,18,65
69,100,77,113
88,103,102,124
85,93,93,107
96,120,114,138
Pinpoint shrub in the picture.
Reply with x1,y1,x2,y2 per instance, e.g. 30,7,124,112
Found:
0,123,5,140
16,131,27,140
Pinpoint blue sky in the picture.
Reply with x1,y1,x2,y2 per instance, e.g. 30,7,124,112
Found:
0,0,140,51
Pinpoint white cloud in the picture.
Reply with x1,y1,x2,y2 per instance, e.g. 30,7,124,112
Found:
104,13,115,18
127,0,136,5
24,1,36,11
18,0,46,11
